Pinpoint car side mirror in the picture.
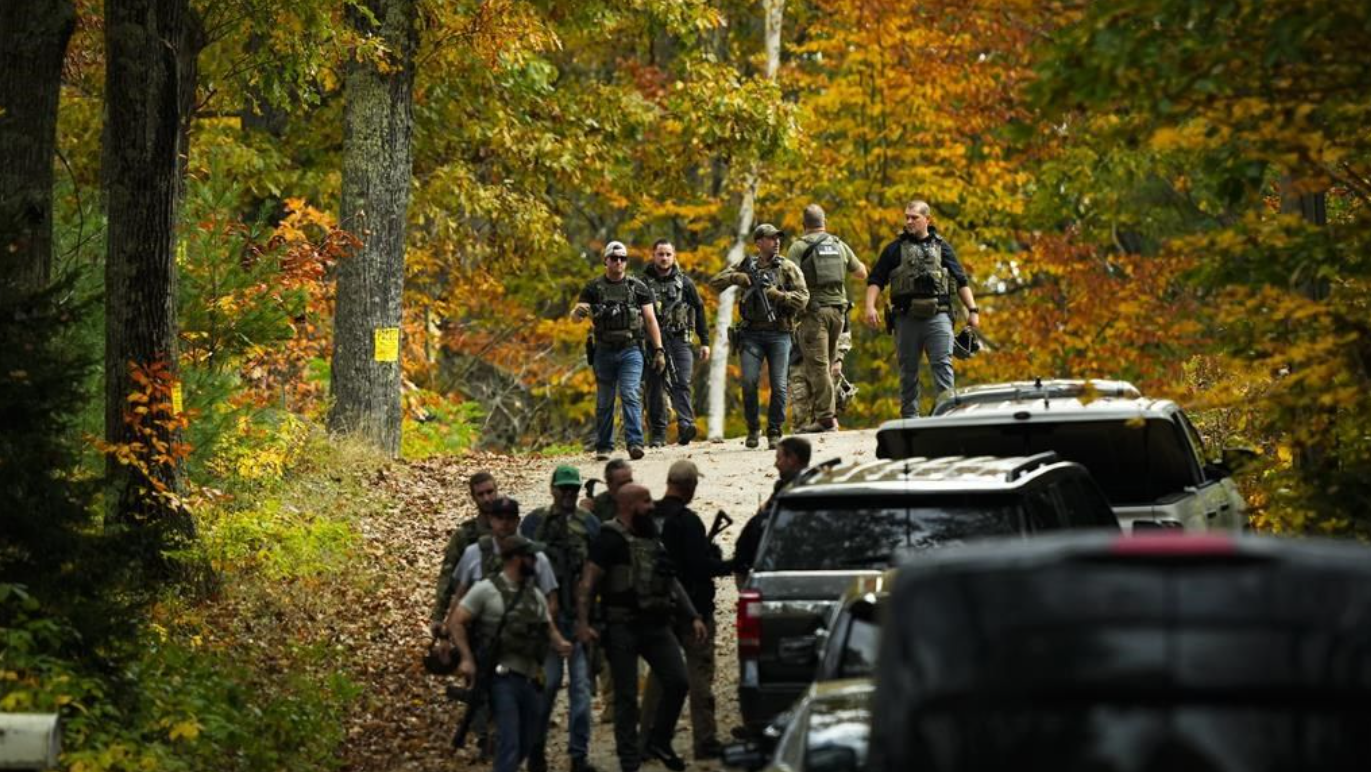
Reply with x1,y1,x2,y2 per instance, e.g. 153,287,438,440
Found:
1221,446,1260,474
806,744,859,772
722,742,769,771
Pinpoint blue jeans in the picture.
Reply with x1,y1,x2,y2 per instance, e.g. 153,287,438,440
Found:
594,343,645,451
894,310,954,417
739,329,792,433
490,672,540,772
533,615,592,761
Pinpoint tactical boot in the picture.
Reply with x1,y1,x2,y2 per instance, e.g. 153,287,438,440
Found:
629,445,645,460
527,744,547,772
648,438,665,449
571,758,601,772
677,422,697,445
745,428,760,449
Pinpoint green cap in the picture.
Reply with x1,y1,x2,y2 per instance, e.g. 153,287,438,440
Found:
551,464,582,488
752,223,784,240
501,534,545,557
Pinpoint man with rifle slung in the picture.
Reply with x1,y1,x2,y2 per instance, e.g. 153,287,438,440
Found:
641,460,734,761
640,239,710,447
449,532,573,772
709,223,809,450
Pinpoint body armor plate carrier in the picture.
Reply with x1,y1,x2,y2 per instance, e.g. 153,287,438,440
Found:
889,237,949,305
592,277,644,346
601,520,675,622
491,573,550,665
647,272,692,335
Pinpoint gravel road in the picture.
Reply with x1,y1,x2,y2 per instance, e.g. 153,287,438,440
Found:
504,429,880,772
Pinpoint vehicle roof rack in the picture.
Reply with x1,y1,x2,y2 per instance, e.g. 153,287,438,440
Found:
1005,451,1060,482
795,456,842,486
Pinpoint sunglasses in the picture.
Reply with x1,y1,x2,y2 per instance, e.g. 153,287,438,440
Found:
606,254,628,262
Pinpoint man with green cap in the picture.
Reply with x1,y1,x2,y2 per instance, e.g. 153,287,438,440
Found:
520,465,602,772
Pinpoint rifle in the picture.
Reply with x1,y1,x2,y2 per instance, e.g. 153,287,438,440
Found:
738,258,777,324
707,510,734,563
450,581,530,749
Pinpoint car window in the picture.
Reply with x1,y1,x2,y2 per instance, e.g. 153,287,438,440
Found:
838,600,882,679
1179,413,1212,479
897,419,1199,505
1022,487,1061,531
1055,476,1119,527
757,495,1025,572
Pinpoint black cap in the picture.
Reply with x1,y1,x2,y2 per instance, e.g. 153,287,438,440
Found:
489,496,520,518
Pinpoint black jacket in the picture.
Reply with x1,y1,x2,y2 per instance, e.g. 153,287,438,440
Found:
641,264,710,343
657,495,732,616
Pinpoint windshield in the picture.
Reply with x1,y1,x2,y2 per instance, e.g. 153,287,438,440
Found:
895,419,1196,506
756,496,1023,572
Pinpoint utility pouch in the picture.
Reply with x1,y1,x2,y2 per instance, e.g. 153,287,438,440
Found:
905,297,939,320
728,325,739,353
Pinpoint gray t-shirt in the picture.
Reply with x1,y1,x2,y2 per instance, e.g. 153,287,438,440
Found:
453,540,558,596
459,574,550,678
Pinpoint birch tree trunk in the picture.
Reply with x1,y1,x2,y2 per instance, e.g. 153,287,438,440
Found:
328,0,418,457
707,0,785,440
0,0,75,292
103,0,196,558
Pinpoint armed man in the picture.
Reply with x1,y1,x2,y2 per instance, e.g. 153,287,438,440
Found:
641,460,734,761
519,466,602,772
864,200,981,418
584,458,634,523
640,239,710,447
787,205,867,433
574,241,666,461
447,496,558,607
577,484,708,772
430,471,500,637
449,533,573,772
708,224,810,450
734,437,811,586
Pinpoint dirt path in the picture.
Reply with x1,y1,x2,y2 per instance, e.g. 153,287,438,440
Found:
340,430,877,772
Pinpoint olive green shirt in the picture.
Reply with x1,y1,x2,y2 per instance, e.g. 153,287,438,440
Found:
787,232,861,311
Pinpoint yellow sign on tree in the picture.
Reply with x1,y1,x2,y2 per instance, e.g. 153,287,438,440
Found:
374,327,400,363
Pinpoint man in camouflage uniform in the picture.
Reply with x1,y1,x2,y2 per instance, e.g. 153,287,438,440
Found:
786,205,866,433
449,534,573,772
640,239,710,447
574,241,666,461
577,484,707,772
430,471,500,637
521,466,602,772
864,201,981,418
708,224,810,450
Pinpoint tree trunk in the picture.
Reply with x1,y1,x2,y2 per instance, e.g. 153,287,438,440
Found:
0,0,75,292
329,0,418,457
707,0,785,440
103,0,195,556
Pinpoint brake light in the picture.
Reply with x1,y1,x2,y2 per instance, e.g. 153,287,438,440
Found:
737,589,763,658
1112,533,1237,557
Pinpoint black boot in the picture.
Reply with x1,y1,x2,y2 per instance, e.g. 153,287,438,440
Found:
527,743,547,772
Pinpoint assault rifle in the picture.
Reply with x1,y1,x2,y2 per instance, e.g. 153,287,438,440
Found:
707,510,733,563
738,258,777,324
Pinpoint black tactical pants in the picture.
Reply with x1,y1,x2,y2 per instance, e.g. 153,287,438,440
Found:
644,334,696,442
604,618,690,772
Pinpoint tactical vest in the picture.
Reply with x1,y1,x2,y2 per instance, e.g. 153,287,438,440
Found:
531,507,592,604
739,257,792,326
477,535,504,580
645,272,692,334
799,235,847,295
491,573,550,666
601,520,675,621
889,237,950,304
591,277,645,346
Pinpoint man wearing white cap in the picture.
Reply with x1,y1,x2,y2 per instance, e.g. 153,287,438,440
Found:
574,241,666,461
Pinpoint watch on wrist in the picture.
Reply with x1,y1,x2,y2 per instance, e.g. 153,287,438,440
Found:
967,308,979,313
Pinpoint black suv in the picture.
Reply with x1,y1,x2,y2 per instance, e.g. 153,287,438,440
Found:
869,532,1371,772
736,453,1118,731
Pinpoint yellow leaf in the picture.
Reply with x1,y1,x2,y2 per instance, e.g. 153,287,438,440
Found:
169,719,202,741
